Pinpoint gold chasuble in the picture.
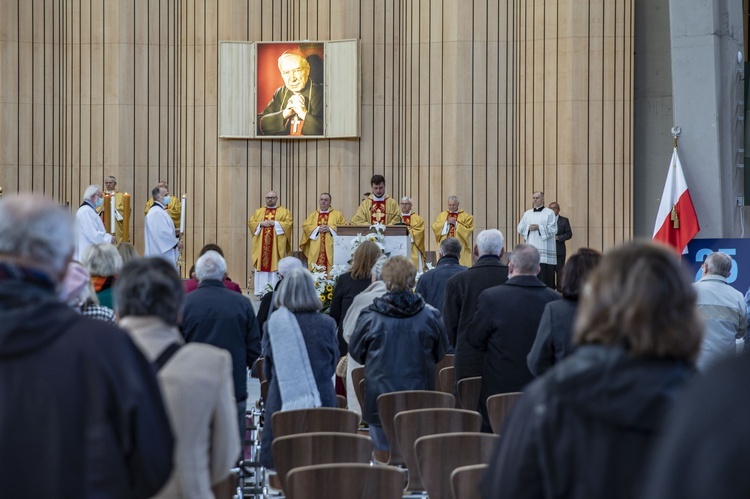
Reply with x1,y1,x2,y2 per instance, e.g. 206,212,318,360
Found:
401,212,426,271
300,208,347,273
349,196,400,226
248,206,293,273
431,209,475,266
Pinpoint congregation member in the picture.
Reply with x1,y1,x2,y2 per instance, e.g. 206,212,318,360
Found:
257,51,324,136
443,229,508,383
59,261,116,324
81,243,123,309
248,190,293,294
144,180,182,230
349,256,449,452
342,254,389,414
182,251,262,442
300,192,347,273
415,237,467,314
103,175,131,243
399,196,427,271
549,201,573,290
467,244,560,426
0,194,173,497
116,258,240,499
184,243,243,294
256,256,305,336
527,248,602,376
431,195,475,266
260,268,339,470
145,184,183,266
693,251,747,370
349,174,401,225
517,190,557,288
481,241,702,499
75,184,115,260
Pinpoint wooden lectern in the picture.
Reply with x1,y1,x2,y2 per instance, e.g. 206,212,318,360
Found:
333,225,410,266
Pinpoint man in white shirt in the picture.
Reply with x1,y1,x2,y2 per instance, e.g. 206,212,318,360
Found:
145,185,183,266
75,184,115,261
517,191,557,288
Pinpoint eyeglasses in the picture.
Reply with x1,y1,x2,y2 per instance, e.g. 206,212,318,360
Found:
281,68,305,78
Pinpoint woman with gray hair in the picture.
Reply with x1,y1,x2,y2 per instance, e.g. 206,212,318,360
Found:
259,267,339,471
81,243,123,309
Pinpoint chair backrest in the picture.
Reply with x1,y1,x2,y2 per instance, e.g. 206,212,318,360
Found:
272,432,373,493
438,366,455,394
415,432,499,499
433,354,455,390
394,408,482,491
336,394,347,409
272,407,360,439
486,392,523,435
451,464,488,499
260,380,269,405
285,463,406,499
456,376,482,411
351,366,365,410
255,357,266,382
376,390,456,465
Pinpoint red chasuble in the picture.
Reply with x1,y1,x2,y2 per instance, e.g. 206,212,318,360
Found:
260,208,277,272
315,211,330,269
370,199,387,225
448,212,458,237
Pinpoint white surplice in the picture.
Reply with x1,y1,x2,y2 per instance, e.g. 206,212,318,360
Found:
75,201,113,261
145,202,179,266
517,207,558,265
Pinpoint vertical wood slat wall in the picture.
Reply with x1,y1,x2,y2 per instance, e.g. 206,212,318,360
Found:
0,0,632,290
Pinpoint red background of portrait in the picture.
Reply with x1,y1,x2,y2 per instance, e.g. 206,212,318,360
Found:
256,42,325,112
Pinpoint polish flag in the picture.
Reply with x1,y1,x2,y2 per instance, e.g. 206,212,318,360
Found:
652,147,700,253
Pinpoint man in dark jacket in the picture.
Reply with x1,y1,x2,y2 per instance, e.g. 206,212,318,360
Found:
0,194,174,498
443,229,509,385
550,201,572,291
415,237,466,314
467,243,560,428
182,250,262,442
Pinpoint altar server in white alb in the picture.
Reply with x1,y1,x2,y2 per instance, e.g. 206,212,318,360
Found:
145,185,183,266
75,184,115,261
517,191,557,288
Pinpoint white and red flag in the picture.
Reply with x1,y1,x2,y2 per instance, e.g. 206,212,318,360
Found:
652,147,700,253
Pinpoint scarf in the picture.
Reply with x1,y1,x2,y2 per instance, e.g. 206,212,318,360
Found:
267,307,321,410
91,275,115,293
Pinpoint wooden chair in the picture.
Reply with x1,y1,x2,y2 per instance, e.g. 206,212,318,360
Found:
272,407,360,439
456,376,481,411
351,366,365,410
254,357,266,382
451,464,488,499
336,394,347,409
285,463,406,499
433,354,455,391
271,432,373,493
394,408,482,491
376,390,456,465
415,432,499,499
438,366,455,394
486,392,523,435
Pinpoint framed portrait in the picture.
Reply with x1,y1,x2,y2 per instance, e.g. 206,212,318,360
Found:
218,39,359,139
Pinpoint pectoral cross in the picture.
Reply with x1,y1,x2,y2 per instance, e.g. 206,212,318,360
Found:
291,115,301,133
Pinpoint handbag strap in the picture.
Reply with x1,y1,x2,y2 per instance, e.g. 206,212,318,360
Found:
154,342,182,372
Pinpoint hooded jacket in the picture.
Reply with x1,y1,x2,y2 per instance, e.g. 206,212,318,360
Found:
481,344,694,499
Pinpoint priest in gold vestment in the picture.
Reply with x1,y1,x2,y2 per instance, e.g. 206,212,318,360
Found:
399,197,426,271
143,180,182,230
349,174,400,226
248,191,293,294
102,176,132,243
300,193,347,274
431,195,474,266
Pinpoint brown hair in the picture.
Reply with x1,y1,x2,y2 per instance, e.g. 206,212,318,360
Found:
381,256,416,292
350,241,383,280
561,248,602,301
573,241,703,363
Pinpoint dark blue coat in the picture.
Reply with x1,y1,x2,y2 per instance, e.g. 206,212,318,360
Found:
414,255,467,313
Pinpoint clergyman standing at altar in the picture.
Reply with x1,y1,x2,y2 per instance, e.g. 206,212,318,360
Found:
399,196,426,271
102,176,131,243
144,185,183,267
144,180,182,230
300,192,347,274
349,174,400,226
248,191,293,294
431,196,475,267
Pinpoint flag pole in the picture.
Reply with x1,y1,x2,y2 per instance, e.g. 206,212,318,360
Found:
671,125,681,150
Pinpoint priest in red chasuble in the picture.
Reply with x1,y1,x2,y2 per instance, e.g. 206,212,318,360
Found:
349,174,400,226
300,192,347,274
431,195,474,266
248,190,293,294
399,196,426,271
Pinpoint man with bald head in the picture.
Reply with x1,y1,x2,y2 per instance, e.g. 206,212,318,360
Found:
257,51,324,136
248,190,293,294
432,196,474,266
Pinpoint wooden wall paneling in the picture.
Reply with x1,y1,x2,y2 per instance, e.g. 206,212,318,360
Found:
601,0,616,251
533,0,548,198
31,0,46,194
542,0,557,209
0,0,18,194
44,0,56,198
17,0,33,192
472,0,490,230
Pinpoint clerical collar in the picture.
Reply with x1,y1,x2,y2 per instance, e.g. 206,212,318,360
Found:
319,209,330,214
155,201,166,209
266,205,278,209
371,194,386,202
533,206,544,212
401,211,412,217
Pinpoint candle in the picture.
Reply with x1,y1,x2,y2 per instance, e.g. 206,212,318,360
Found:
180,194,187,234
103,194,111,233
122,193,131,242
110,193,116,233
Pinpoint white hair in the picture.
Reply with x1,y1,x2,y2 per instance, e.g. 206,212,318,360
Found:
0,194,75,279
400,196,412,204
476,229,505,257
278,256,304,278
83,185,101,202
195,250,227,282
